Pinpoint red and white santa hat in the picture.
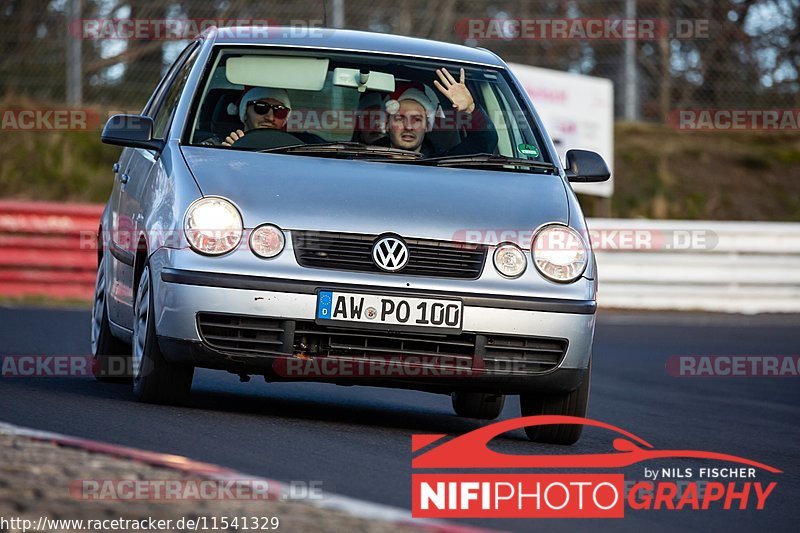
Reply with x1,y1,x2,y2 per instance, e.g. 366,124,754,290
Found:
384,82,444,131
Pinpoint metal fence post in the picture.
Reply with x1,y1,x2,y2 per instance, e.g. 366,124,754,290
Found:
623,0,638,121
333,0,345,28
66,0,82,106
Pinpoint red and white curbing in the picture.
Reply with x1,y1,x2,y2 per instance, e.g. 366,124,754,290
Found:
0,421,490,533
0,201,103,300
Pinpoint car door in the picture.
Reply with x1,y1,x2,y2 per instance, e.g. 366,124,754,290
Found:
108,43,200,328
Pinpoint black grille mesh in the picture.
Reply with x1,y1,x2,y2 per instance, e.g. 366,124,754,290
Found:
197,313,567,375
292,231,486,279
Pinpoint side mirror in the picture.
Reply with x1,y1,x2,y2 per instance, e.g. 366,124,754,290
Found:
101,114,164,152
565,149,611,183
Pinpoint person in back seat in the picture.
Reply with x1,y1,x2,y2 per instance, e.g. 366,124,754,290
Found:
351,92,389,147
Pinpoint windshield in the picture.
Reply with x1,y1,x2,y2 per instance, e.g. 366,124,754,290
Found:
186,47,551,165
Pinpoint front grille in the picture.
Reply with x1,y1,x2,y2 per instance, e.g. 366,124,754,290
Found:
292,231,486,279
483,335,568,374
294,320,475,364
197,313,567,375
197,313,290,355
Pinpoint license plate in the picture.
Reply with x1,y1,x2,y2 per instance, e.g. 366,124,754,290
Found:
316,290,462,330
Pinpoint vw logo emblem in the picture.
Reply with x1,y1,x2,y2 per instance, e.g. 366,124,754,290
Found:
372,236,409,272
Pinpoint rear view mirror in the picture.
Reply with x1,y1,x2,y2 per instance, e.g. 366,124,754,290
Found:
101,115,164,152
565,149,611,182
332,68,395,93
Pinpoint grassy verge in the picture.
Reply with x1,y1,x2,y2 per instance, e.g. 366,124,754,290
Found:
581,123,800,221
0,129,120,204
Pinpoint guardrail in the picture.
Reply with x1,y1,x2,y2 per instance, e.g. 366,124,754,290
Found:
0,201,102,300
589,218,800,314
0,202,798,313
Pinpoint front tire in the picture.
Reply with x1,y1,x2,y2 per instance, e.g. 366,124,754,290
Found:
132,264,193,404
91,256,130,382
519,360,591,445
451,392,505,420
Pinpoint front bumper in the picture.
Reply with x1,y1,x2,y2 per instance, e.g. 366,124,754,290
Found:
150,254,596,395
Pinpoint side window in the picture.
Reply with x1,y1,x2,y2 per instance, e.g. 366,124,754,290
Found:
150,45,200,139
480,83,515,157
142,43,196,116
495,82,546,161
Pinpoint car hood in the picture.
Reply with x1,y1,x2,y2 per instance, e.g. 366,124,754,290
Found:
181,146,568,243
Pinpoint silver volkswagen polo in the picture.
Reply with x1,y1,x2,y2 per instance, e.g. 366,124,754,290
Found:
92,26,610,445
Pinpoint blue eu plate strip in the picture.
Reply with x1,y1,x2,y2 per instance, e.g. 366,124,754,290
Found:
317,290,333,320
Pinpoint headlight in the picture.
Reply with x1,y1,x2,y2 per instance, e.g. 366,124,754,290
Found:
493,243,527,278
532,225,588,282
250,224,285,258
184,197,243,255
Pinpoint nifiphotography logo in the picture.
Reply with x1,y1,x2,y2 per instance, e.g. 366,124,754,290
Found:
411,416,781,519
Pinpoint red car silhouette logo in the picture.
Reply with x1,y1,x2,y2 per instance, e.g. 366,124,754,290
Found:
412,415,782,472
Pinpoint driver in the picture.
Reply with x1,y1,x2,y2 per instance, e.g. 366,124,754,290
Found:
221,87,292,146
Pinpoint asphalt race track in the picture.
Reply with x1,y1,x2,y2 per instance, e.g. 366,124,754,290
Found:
1,306,798,532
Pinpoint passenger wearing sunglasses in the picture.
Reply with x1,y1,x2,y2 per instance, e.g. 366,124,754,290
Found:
221,87,292,146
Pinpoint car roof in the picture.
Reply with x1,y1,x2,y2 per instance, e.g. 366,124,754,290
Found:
205,26,506,68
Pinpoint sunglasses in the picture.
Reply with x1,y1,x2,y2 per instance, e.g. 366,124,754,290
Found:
248,100,290,120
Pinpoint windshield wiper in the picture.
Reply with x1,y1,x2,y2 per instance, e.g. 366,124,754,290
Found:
260,142,423,160
259,145,554,171
418,153,557,173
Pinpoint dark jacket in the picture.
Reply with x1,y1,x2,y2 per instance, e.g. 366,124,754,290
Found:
422,105,498,158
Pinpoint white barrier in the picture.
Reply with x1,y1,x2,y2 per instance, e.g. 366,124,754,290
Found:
588,219,800,314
